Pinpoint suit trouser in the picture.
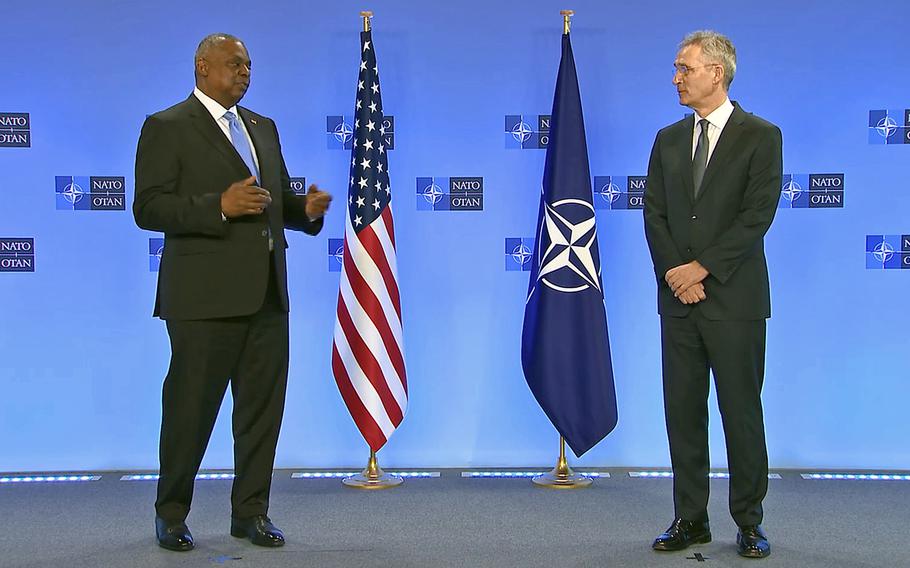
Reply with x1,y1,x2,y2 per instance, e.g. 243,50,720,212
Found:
660,309,768,527
155,263,288,522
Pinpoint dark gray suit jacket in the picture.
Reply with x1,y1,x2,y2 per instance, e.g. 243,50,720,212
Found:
134,95,322,320
644,102,783,320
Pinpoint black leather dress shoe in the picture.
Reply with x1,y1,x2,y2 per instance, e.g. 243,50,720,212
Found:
230,514,285,547
737,525,771,558
652,518,711,551
155,516,194,552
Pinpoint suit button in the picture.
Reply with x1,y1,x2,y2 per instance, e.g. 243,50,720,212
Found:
687,247,692,253
691,215,697,220
261,230,268,237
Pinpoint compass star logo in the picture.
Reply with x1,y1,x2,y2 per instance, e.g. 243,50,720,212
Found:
333,120,353,144
62,180,85,205
876,116,899,139
534,198,601,294
511,242,533,266
872,240,894,263
510,121,533,143
421,182,444,205
596,181,622,204
328,238,345,272
781,179,802,202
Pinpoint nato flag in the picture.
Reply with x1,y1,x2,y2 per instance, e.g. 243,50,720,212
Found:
521,32,618,457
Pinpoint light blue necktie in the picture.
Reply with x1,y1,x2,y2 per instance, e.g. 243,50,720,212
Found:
224,110,272,250
223,111,259,181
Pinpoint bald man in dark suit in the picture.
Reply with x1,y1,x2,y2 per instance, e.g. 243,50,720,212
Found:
134,33,331,552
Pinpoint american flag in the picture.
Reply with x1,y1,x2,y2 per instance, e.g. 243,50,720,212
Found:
332,30,407,451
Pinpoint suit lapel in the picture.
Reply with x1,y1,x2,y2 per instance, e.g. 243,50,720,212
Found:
237,107,268,183
185,95,250,177
237,107,281,228
694,103,746,204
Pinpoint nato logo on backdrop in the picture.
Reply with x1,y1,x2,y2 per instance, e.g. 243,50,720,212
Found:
416,177,484,211
290,177,307,195
0,238,35,272
0,113,30,147
778,173,845,209
505,115,550,149
592,176,646,210
327,115,394,150
505,238,534,271
865,235,910,270
868,109,910,145
148,238,164,272
55,176,126,211
328,238,344,272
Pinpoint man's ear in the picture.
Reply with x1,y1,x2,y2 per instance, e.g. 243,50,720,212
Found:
714,65,725,87
195,57,208,77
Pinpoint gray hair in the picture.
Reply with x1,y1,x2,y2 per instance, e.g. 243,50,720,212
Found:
195,33,243,61
680,30,736,90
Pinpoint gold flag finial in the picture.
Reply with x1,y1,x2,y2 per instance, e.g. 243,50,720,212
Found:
560,10,574,35
361,11,373,32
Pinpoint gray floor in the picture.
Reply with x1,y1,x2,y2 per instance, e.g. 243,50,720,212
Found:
0,469,906,568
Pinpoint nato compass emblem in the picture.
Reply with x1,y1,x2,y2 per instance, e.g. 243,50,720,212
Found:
593,176,646,210
327,115,394,150
531,198,602,295
58,177,86,208
326,116,354,149
778,174,844,209
149,238,164,272
505,115,550,149
781,178,802,203
328,238,344,272
505,238,534,271
868,109,910,144
866,234,910,269
417,178,446,210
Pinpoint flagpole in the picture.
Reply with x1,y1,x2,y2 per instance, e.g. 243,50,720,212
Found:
531,11,596,489
342,448,403,489
340,12,404,489
532,435,593,488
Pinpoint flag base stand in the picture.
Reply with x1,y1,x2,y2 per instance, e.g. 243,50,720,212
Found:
532,436,592,489
342,450,403,490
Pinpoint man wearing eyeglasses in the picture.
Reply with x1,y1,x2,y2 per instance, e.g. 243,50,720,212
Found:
134,33,331,552
643,30,782,559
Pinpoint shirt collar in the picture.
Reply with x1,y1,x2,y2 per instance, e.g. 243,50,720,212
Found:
193,87,239,122
695,97,734,130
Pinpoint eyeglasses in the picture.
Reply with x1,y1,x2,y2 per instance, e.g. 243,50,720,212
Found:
673,63,719,76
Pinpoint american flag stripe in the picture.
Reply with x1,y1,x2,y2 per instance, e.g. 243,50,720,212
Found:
332,343,396,440
349,221,400,311
381,207,397,247
332,29,406,451
342,217,405,358
337,237,407,406
371,208,403,319
334,294,404,424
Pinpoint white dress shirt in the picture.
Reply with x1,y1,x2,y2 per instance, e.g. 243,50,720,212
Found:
193,87,260,173
691,97,734,164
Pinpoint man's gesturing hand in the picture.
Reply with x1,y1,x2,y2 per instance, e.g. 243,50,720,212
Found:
221,176,272,218
304,184,332,219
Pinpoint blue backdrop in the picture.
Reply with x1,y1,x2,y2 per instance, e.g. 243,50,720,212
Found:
2,0,908,472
